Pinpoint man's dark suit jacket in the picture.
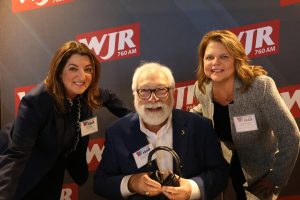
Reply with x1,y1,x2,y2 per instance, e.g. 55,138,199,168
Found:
94,110,229,200
0,82,131,200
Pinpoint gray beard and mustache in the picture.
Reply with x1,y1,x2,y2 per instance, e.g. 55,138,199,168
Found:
134,99,173,126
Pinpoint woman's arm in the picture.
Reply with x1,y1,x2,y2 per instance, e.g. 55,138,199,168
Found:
260,76,300,187
100,88,132,117
0,93,47,199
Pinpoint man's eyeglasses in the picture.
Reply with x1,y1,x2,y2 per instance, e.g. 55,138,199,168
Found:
136,87,171,100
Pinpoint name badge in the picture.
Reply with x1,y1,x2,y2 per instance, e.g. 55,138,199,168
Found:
233,114,258,133
80,117,98,136
133,144,155,169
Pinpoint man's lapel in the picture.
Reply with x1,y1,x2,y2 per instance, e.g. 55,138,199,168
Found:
125,113,150,154
172,110,188,172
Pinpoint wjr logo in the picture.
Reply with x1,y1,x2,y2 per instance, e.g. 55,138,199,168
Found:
174,80,198,111
14,85,36,115
279,84,300,118
280,0,300,6
60,183,78,200
19,0,48,6
12,0,74,13
86,138,105,171
230,20,280,58
76,23,140,62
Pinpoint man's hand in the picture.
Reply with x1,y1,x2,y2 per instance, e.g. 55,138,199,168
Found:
128,173,162,196
162,177,191,200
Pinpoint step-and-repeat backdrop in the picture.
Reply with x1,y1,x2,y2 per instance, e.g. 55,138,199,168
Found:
0,0,299,199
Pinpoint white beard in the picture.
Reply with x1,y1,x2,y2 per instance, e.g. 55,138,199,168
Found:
134,100,172,126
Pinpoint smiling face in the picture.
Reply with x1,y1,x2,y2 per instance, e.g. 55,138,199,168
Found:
203,41,235,84
61,54,93,99
134,70,173,128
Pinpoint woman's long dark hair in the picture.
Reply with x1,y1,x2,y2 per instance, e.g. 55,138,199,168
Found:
45,40,102,112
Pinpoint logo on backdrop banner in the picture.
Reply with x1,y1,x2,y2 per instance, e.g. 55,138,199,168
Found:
280,0,300,6
12,0,74,13
230,19,280,58
61,183,78,200
14,85,36,115
87,138,105,171
174,80,198,111
76,23,140,62
279,84,300,118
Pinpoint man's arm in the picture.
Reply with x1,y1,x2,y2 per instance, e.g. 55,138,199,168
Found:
93,130,125,199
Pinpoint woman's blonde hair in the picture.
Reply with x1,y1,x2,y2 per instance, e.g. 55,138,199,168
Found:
196,30,267,93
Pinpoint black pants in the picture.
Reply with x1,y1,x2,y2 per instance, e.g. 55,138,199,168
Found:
230,151,247,200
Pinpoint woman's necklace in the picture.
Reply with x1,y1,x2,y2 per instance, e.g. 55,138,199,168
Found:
212,86,234,105
225,95,233,103
65,96,81,157
67,97,73,107
212,78,235,105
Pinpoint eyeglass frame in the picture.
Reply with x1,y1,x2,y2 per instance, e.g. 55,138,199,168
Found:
136,87,172,100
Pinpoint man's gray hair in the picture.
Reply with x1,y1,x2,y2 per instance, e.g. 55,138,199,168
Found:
131,62,175,91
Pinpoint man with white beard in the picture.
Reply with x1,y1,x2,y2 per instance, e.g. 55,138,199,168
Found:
93,62,229,200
